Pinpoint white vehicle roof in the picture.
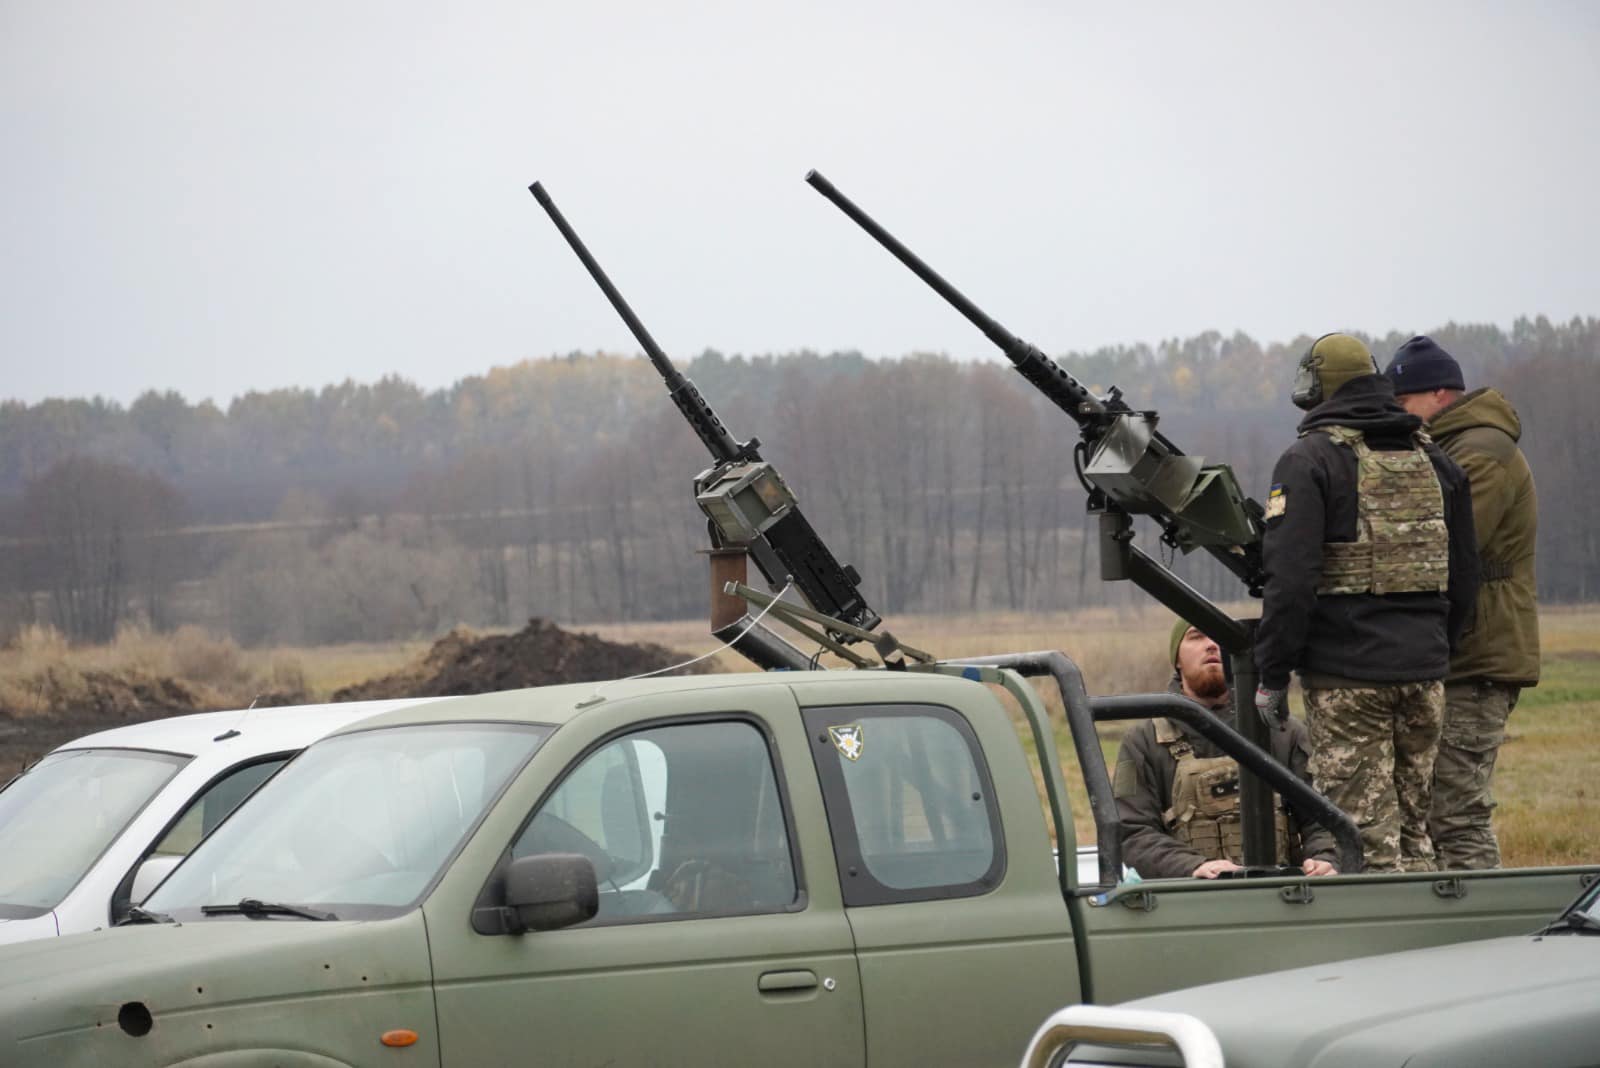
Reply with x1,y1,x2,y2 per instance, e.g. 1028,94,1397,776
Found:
53,698,433,760
0,696,440,946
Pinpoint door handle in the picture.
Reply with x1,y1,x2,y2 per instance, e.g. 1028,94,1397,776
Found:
758,969,818,993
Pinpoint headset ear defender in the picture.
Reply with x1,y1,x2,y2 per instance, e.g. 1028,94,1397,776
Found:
1291,333,1378,411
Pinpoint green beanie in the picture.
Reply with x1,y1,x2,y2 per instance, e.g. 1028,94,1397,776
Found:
1169,617,1193,667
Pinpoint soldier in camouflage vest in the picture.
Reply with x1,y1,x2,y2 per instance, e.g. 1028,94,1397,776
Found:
1113,619,1340,879
1254,334,1479,873
1387,336,1540,870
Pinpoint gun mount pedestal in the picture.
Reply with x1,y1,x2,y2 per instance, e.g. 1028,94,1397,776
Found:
1228,624,1278,866
704,547,811,672
1098,510,1279,868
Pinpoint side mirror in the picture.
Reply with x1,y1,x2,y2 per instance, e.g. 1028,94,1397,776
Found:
504,853,598,933
130,855,185,905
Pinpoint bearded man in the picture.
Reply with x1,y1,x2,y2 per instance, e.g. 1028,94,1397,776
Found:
1112,619,1340,879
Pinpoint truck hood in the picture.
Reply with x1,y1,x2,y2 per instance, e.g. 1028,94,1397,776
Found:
1125,935,1600,1067
0,912,432,1045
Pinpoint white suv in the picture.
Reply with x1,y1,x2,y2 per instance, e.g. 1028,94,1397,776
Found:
0,699,420,944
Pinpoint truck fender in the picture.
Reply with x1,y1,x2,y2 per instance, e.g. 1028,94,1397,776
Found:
163,1052,359,1068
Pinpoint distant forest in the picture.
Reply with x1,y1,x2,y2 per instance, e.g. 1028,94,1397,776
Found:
2,315,1595,646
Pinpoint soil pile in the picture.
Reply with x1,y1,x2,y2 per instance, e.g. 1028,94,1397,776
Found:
48,669,212,720
0,618,707,773
0,669,217,774
332,618,715,702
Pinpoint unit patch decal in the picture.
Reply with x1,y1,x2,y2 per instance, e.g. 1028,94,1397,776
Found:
828,724,865,762
1264,483,1287,520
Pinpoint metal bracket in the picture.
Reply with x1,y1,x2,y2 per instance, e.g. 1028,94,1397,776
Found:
724,581,934,666
1279,883,1315,905
1433,877,1469,900
1119,889,1159,913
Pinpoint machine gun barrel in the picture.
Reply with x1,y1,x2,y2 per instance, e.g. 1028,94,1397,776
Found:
805,170,1113,427
805,169,1262,592
529,181,880,635
530,181,751,466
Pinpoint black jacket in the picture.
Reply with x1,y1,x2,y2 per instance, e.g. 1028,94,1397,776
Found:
1254,375,1478,690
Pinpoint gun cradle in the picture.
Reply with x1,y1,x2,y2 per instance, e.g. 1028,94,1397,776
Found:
696,460,879,635
695,462,796,544
1081,413,1258,552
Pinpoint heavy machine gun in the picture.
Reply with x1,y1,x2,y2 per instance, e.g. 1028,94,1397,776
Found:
529,181,888,669
804,172,1264,598
805,170,1289,866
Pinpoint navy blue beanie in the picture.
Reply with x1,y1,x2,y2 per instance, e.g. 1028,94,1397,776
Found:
1384,335,1465,395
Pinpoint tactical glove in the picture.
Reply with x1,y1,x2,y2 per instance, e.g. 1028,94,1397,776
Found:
1254,685,1289,732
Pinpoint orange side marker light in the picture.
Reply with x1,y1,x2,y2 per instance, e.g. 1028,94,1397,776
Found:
380,1029,419,1048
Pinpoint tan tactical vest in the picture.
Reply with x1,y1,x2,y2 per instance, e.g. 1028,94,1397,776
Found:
1156,719,1290,864
1313,426,1449,596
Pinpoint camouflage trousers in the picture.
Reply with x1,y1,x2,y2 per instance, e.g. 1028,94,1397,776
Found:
1428,679,1521,870
1305,681,1444,873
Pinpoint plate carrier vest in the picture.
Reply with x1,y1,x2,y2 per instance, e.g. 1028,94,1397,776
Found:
1156,718,1291,864
1312,425,1449,596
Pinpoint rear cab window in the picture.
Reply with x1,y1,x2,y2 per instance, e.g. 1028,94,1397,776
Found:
803,704,1004,906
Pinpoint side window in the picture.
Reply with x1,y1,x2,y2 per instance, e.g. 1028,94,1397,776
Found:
151,757,288,858
805,704,1004,906
512,720,798,923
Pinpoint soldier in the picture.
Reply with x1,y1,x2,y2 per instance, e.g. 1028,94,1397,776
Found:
1384,335,1540,869
1253,333,1478,873
1113,618,1340,879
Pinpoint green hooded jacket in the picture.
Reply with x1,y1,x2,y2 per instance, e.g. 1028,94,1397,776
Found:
1427,387,1540,685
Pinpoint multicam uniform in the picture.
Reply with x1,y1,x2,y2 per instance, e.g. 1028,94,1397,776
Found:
1255,375,1478,872
1424,388,1540,869
1113,693,1338,878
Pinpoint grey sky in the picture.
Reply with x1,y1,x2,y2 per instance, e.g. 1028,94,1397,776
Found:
3,1,1595,406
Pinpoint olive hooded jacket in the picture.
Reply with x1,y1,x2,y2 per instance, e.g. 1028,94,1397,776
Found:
1427,388,1541,685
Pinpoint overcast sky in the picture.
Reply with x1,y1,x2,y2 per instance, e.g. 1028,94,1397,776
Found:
2,1,1595,406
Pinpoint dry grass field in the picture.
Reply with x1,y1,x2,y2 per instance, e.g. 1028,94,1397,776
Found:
0,623,431,716
4,606,1596,868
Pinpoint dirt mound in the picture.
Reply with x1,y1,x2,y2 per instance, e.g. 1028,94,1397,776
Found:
332,618,716,702
5,667,214,722
0,619,710,773
0,668,218,774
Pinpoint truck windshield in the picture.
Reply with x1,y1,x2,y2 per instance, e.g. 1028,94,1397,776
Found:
145,722,548,921
0,748,188,915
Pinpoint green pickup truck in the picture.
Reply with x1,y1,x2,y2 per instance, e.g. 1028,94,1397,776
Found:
1,667,1592,1067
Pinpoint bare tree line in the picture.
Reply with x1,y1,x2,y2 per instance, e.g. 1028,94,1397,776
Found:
1,316,1594,644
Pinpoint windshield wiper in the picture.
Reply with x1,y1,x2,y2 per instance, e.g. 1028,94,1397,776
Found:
1537,910,1600,936
200,898,337,922
116,905,176,926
